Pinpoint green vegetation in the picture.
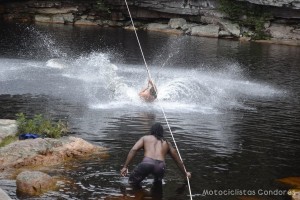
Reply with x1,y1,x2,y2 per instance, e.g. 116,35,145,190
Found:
16,113,68,138
218,0,272,40
95,0,111,14
0,135,18,148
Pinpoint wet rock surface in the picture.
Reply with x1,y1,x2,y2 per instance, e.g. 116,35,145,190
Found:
0,136,107,174
16,171,56,196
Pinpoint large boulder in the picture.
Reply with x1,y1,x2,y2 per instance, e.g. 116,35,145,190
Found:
147,23,183,34
168,18,187,29
218,19,241,37
0,119,17,143
35,13,74,24
0,136,107,172
16,171,56,196
268,23,300,40
190,24,220,38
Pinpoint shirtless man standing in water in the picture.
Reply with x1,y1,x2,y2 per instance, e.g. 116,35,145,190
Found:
139,79,157,102
120,123,191,187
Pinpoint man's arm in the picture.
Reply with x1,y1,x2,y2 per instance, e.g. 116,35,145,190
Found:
167,142,191,178
148,79,157,93
139,86,148,94
120,137,144,176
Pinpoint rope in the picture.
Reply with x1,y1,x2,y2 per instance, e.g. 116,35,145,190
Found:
123,0,152,80
123,1,193,199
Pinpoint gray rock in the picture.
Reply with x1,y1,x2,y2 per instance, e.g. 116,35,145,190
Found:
27,2,62,8
168,18,187,29
74,19,98,26
52,14,64,24
146,23,183,34
132,0,218,15
35,7,78,14
264,21,271,29
219,30,232,37
35,14,52,23
268,23,300,40
190,24,220,38
218,19,241,37
0,119,17,143
16,171,56,196
62,13,74,23
0,188,12,200
147,23,169,31
237,0,300,9
182,23,198,31
200,16,221,25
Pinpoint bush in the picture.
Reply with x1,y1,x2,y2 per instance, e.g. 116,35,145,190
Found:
218,0,272,40
16,113,68,138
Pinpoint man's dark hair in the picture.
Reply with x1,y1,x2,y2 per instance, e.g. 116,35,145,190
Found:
150,122,165,141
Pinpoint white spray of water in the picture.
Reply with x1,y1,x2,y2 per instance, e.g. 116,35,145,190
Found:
41,52,284,113
24,26,67,58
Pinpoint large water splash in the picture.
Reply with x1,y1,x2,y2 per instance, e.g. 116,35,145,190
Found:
0,49,282,113
48,52,282,113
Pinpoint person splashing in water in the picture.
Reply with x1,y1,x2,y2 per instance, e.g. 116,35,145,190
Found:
120,122,191,188
139,79,157,102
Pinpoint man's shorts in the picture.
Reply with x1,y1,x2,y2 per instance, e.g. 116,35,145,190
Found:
129,157,166,186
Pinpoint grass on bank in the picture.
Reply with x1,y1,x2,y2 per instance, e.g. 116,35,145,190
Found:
0,135,18,147
16,113,68,139
0,113,68,148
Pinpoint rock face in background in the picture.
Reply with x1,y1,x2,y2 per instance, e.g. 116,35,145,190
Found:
238,0,300,9
0,0,299,45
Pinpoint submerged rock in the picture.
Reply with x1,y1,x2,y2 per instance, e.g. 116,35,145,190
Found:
0,136,107,174
16,171,56,196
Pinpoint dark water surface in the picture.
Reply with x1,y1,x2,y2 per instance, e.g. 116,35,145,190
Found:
0,22,300,200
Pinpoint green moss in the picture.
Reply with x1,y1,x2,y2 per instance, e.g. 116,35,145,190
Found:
218,0,272,40
16,113,68,138
0,135,18,148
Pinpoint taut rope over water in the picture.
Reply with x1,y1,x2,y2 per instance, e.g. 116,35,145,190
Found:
123,0,193,199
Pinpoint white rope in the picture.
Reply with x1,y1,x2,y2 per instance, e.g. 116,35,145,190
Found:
123,1,193,199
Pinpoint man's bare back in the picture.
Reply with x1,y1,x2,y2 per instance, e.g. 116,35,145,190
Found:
142,135,169,161
120,123,191,186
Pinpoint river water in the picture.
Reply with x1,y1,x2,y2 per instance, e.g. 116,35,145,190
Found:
0,22,299,200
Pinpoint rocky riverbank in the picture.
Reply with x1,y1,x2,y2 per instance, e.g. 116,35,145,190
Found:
0,0,299,46
0,119,108,198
